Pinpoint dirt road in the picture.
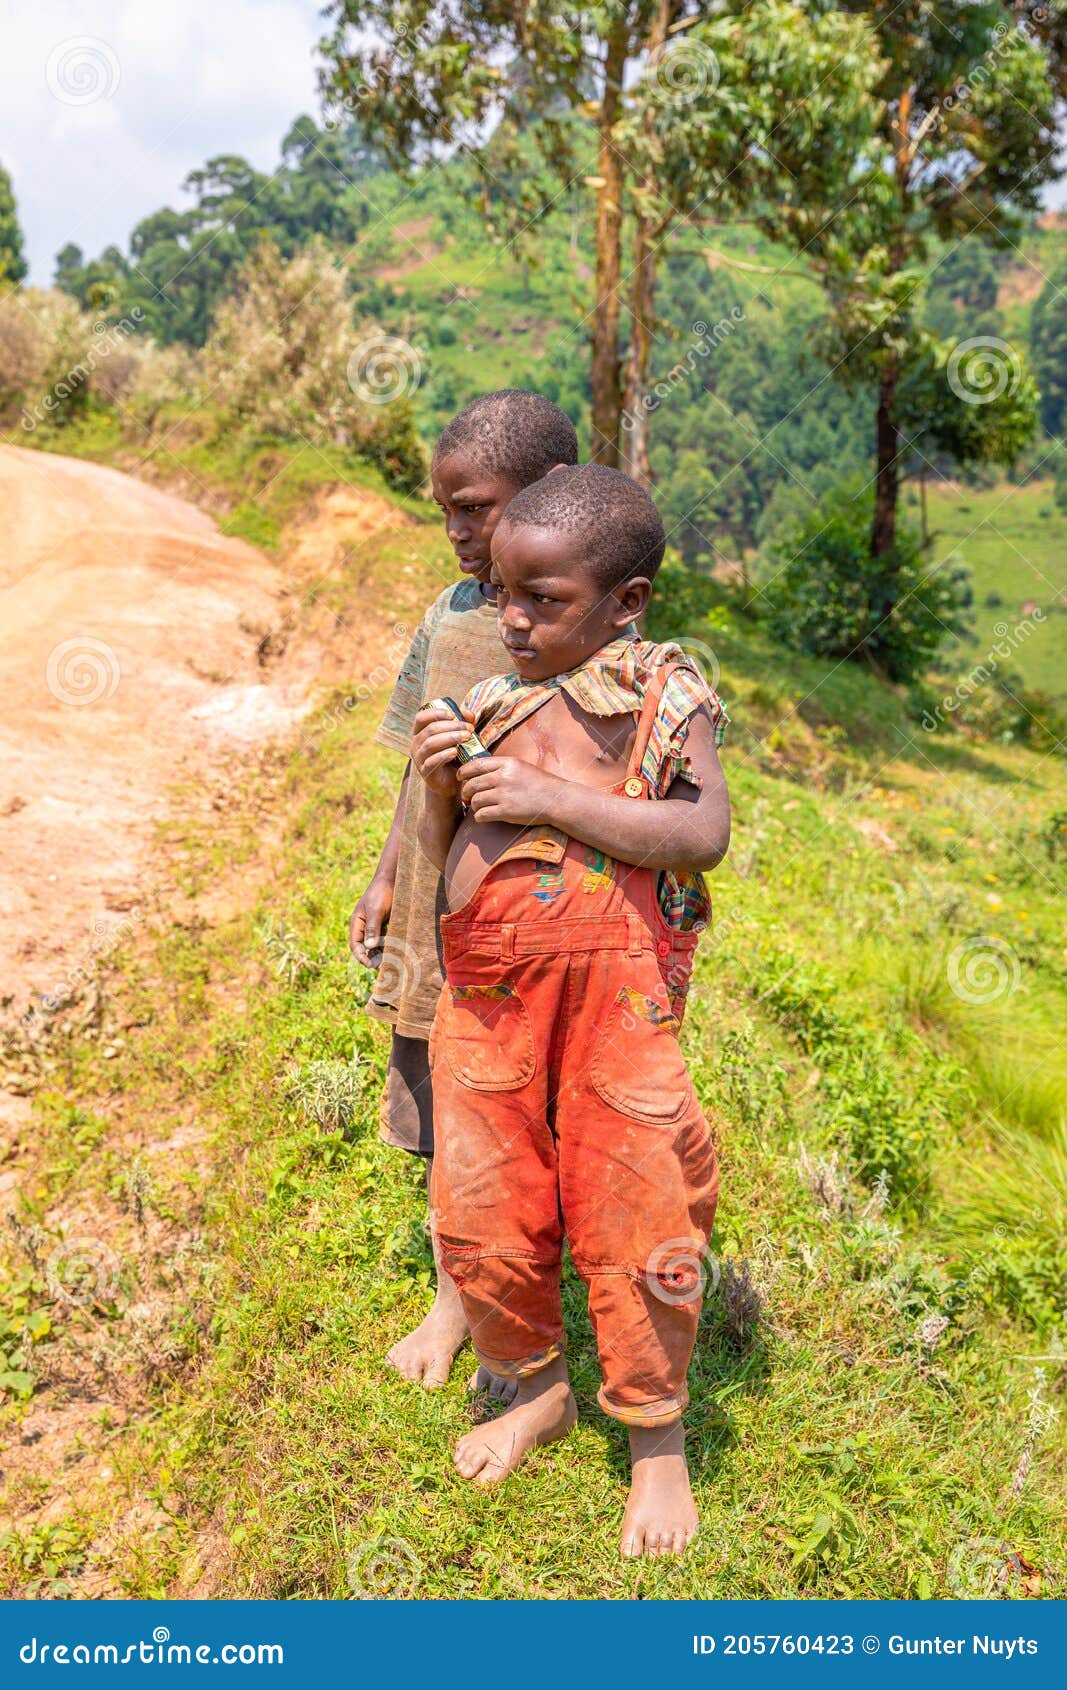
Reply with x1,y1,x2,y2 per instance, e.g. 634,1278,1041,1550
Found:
0,443,308,1016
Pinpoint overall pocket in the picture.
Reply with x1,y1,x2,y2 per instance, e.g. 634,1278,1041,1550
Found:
443,980,536,1092
590,983,693,1123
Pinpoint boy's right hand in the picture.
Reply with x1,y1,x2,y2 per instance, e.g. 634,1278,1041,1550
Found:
411,706,468,800
349,873,394,967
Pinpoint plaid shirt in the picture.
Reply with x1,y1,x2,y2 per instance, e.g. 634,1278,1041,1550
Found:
461,637,728,931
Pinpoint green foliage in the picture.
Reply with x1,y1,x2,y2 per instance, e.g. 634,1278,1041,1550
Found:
898,331,1039,472
320,1,881,460
761,484,973,683
925,244,1001,340
55,118,387,344
286,1053,365,1138
0,287,99,429
1031,261,1067,437
925,481,1066,702
0,1523,87,1597
776,2,1058,555
202,236,427,491
820,1040,941,1196
40,67,1067,564
0,160,27,285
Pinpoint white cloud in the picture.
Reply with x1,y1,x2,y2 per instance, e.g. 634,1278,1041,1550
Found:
0,0,324,282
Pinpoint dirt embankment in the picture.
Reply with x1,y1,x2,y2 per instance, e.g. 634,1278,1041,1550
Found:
0,446,418,1027
0,446,306,1015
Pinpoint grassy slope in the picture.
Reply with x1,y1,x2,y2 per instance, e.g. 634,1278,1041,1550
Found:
926,481,1067,699
1,432,1064,1599
360,183,1067,700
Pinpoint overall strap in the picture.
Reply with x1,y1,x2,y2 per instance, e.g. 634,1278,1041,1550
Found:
625,660,684,785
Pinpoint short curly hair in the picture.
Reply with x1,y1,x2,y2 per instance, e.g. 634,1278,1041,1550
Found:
499,464,666,589
433,389,578,488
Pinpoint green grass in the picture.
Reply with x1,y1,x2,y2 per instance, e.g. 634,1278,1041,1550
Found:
1,481,1064,1597
924,481,1067,701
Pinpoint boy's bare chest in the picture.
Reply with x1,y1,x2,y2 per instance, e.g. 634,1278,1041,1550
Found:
499,691,634,788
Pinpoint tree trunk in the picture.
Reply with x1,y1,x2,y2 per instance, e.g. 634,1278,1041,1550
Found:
871,357,901,560
590,19,629,466
619,0,675,484
621,214,655,488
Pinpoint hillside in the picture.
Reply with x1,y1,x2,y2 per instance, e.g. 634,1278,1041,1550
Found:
0,436,1064,1599
42,120,1067,703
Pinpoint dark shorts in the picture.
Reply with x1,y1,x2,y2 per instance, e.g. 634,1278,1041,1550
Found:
379,1031,435,1158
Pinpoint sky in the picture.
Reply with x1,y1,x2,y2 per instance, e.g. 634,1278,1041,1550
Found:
0,0,325,284
3,2,1066,287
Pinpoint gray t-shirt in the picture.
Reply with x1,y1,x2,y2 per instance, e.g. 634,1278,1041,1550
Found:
369,578,503,1038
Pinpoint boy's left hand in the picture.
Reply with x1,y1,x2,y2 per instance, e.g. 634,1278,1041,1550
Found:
456,756,567,826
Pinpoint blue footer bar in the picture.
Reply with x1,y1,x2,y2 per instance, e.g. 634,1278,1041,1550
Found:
1,1600,1064,1687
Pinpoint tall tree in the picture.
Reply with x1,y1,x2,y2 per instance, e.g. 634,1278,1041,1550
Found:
0,161,27,285
317,1,877,466
619,1,877,482
789,2,1059,562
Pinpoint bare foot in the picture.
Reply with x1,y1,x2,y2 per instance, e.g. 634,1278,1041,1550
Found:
454,1357,576,1484
386,1273,468,1389
620,1421,699,1558
468,1364,518,1407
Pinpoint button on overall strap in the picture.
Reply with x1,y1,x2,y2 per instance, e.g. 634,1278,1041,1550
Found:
623,660,684,796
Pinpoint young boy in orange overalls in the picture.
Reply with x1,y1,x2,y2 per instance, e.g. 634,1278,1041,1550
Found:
411,464,730,1559
349,391,578,1393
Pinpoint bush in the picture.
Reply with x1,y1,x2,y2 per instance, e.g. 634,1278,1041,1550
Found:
644,552,731,645
821,1039,939,1195
759,484,972,684
0,289,42,418
0,287,97,429
203,238,427,491
122,341,201,435
0,286,167,433
963,677,1067,754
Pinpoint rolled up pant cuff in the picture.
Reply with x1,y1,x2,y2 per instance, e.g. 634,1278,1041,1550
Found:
597,1385,688,1427
473,1340,564,1380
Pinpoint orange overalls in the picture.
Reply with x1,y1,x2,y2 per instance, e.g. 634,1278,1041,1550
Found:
429,669,719,1427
